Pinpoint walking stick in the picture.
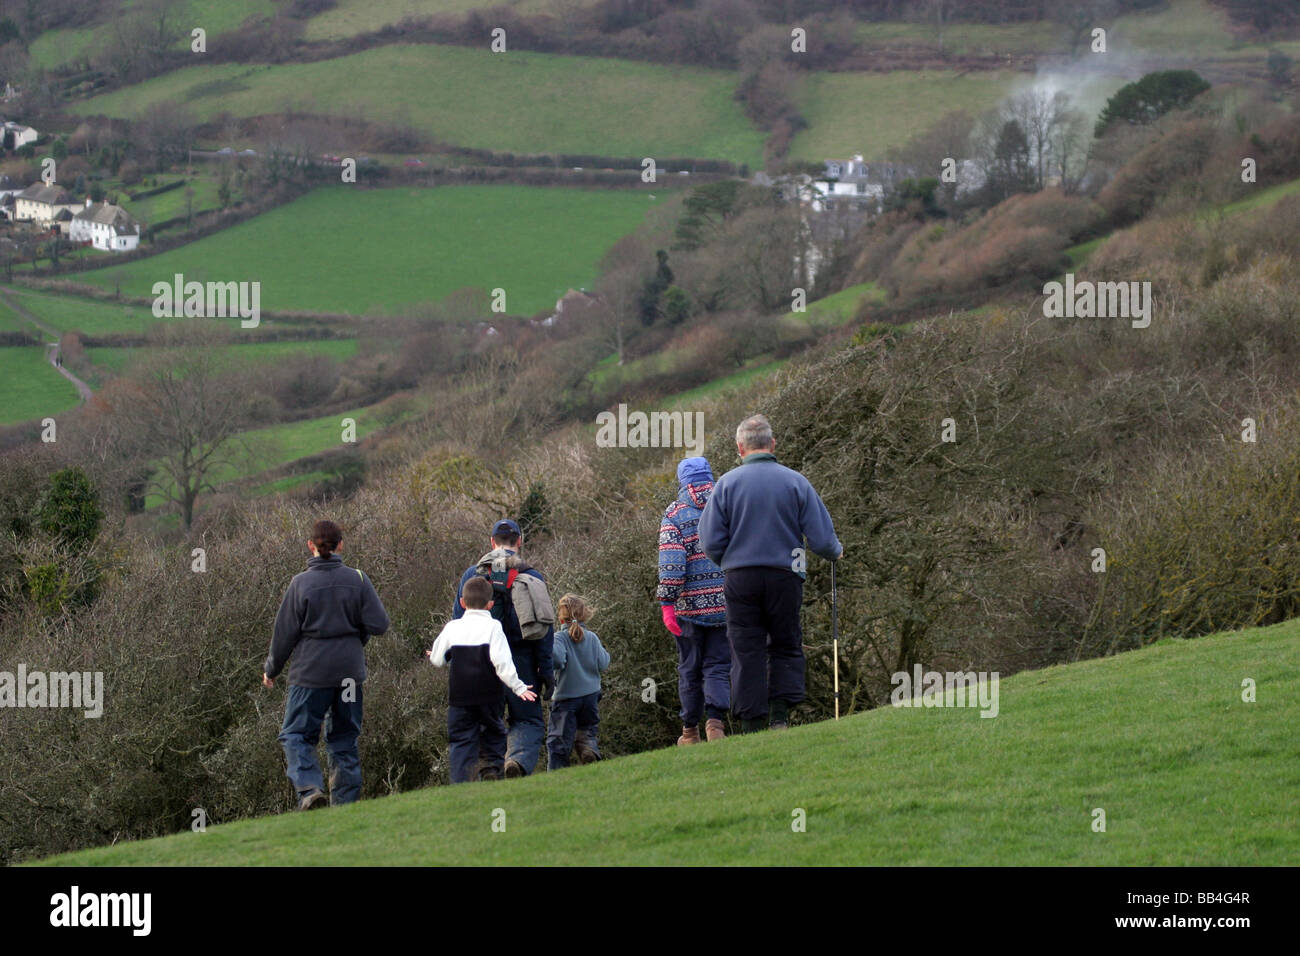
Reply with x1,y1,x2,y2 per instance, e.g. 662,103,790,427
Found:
832,561,840,720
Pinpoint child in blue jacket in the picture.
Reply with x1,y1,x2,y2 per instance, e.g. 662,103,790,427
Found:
547,594,610,769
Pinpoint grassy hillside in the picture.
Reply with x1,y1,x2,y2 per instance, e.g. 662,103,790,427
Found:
29,0,277,69
71,44,765,165
10,289,170,337
0,347,83,425
76,185,662,316
301,0,572,41
35,620,1299,866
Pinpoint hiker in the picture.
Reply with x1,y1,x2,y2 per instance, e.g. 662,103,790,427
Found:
263,520,391,809
698,415,842,732
547,594,610,769
427,575,538,783
658,456,730,745
452,519,556,777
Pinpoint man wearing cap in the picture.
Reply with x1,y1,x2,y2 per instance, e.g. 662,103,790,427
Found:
658,456,730,744
698,414,842,733
452,519,556,777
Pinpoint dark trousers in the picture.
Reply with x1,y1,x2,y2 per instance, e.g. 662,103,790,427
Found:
448,700,507,784
675,619,731,724
504,642,546,773
546,691,600,770
279,684,364,805
724,567,805,721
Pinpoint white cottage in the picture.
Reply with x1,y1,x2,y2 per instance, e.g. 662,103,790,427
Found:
70,199,141,252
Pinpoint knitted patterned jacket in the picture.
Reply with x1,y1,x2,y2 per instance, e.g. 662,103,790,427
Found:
657,480,726,625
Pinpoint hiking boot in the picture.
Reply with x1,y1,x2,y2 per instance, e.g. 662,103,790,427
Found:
573,733,601,764
705,718,727,741
677,725,701,746
298,789,328,811
504,759,525,779
740,718,767,734
769,699,790,728
478,767,502,782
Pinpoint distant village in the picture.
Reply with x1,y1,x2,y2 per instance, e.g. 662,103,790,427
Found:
0,118,142,261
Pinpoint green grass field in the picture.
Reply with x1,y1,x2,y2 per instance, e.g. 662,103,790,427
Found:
790,70,1023,162
9,290,167,337
0,347,83,425
789,281,884,326
72,44,765,166
75,185,661,316
34,619,1299,865
124,176,232,227
301,0,573,41
29,0,276,69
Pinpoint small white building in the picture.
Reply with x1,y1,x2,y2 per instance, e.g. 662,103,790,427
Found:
70,199,141,252
2,120,37,150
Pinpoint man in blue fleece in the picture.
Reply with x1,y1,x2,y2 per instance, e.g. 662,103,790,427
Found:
698,414,841,732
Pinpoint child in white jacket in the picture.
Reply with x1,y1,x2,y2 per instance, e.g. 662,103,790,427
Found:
427,575,536,783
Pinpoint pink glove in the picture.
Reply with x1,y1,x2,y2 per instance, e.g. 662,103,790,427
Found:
661,604,683,636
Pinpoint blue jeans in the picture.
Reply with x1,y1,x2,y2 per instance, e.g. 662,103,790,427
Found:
447,701,507,784
505,642,546,774
278,684,363,805
676,619,731,725
547,691,600,769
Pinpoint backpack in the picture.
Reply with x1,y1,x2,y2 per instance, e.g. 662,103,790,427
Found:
486,563,523,626
476,558,553,640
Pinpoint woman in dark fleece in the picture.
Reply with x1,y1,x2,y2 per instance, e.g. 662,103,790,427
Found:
263,520,391,810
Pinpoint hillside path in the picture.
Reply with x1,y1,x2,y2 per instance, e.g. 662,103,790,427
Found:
0,286,94,404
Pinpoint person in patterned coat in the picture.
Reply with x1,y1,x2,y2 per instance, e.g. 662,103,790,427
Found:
657,456,730,744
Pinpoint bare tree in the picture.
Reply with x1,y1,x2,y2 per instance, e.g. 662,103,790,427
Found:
718,205,803,313
110,347,253,530
1049,0,1118,57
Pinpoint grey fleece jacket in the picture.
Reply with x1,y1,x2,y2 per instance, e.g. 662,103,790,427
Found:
264,555,391,688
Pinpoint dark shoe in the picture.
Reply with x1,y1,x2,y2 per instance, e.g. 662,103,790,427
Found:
769,699,790,727
676,725,701,746
573,733,601,763
504,759,525,779
705,718,727,741
478,766,502,781
298,789,328,811
740,718,767,734
770,720,789,730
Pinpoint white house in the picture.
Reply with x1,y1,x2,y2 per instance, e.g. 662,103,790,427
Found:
70,199,141,252
809,155,912,213
2,120,37,150
14,183,77,229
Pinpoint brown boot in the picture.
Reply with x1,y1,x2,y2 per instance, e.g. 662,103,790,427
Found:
705,718,726,741
677,725,701,746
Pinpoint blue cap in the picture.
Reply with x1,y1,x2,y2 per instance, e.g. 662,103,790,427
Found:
492,518,521,538
676,456,713,486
